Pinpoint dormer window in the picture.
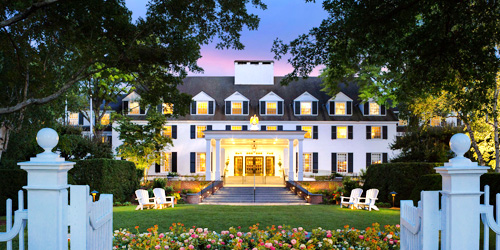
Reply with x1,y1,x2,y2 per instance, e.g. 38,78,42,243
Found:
328,92,353,116
259,92,284,116
232,102,242,114
266,102,277,115
369,103,380,115
122,91,145,115
191,91,215,115
197,101,208,114
294,92,318,116
225,92,249,116
301,102,312,115
129,101,140,115
335,103,346,115
362,101,386,116
162,103,173,115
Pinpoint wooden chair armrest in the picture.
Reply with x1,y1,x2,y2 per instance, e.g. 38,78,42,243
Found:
165,196,175,201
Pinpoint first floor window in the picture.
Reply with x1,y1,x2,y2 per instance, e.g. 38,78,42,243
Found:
430,117,441,127
337,153,347,173
161,152,172,172
231,126,242,131
266,126,277,131
335,102,346,115
369,102,380,115
371,126,382,139
197,153,206,172
162,126,172,138
266,102,277,115
69,112,79,125
300,102,312,115
100,113,110,125
303,153,312,172
197,101,208,115
337,126,347,139
129,101,140,115
302,126,313,139
371,153,382,165
197,125,206,138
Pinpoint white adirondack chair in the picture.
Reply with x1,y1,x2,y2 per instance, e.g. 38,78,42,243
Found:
153,188,175,209
356,188,380,211
135,189,157,210
340,188,363,209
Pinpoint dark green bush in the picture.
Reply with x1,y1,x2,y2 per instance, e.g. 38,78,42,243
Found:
342,176,360,197
0,169,27,214
69,158,139,202
153,178,167,189
363,162,441,206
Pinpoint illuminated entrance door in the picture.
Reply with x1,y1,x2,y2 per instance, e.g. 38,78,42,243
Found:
265,156,275,176
234,156,243,176
245,156,264,176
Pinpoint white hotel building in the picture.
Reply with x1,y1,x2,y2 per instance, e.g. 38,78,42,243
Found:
112,61,398,184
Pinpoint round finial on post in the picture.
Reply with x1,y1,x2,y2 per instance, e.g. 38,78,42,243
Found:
36,128,59,153
449,133,470,158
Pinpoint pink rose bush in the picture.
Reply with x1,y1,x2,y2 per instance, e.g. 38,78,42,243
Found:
113,223,400,249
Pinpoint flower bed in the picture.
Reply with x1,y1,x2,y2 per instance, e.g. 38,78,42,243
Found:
113,223,400,250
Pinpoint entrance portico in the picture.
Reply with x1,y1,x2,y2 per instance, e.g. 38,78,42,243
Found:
203,130,306,182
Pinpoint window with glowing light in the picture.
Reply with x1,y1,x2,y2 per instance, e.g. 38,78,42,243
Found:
162,126,172,138
430,117,442,126
100,113,110,125
197,101,208,115
303,126,313,139
266,102,277,115
231,126,242,131
129,101,140,115
371,153,382,165
303,153,312,172
369,102,380,115
163,103,173,115
371,126,382,139
337,153,347,173
161,152,172,172
196,126,206,138
266,126,277,131
335,102,346,115
337,126,347,139
69,113,79,125
300,102,312,115
197,153,206,172
232,102,242,115
399,119,408,126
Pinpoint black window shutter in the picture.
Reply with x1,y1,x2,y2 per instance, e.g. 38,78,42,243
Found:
278,101,283,115
123,101,129,115
330,101,335,115
172,152,177,172
207,125,212,131
331,126,337,139
364,103,369,115
172,125,177,139
191,101,196,114
294,101,300,115
225,101,231,115
190,125,195,139
140,105,145,114
383,126,388,139
155,163,160,173
78,112,84,125
312,101,318,115
261,125,267,131
243,101,249,114
331,153,337,173
313,152,318,173
157,104,162,113
383,153,388,163
348,126,353,139
366,153,371,167
366,126,371,139
278,125,283,131
296,125,301,131
347,101,352,115
348,153,354,173
226,125,230,131
313,126,318,139
260,101,265,115
208,101,214,115
190,152,196,173
381,105,386,115
242,125,248,131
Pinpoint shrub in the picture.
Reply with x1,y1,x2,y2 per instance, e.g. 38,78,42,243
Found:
0,169,27,214
69,158,139,202
363,162,440,206
153,178,167,189
341,176,360,197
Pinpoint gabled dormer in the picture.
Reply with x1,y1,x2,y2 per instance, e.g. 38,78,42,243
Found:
327,92,353,116
293,92,318,116
259,91,284,116
360,99,386,116
122,91,145,115
224,91,249,115
191,91,215,115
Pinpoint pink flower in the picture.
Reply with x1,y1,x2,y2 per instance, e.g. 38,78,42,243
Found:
155,245,161,250
253,248,258,250
159,233,165,238
291,239,297,245
189,229,194,234
359,235,364,240
389,240,394,244
189,245,195,249
279,243,283,247
211,240,216,244
298,227,303,231
271,247,276,250
180,248,185,250
326,233,332,238
206,244,211,248
238,239,243,243
197,228,203,233
221,242,225,245
237,232,243,237
396,224,400,228
278,226,282,229
230,234,234,238
164,246,169,249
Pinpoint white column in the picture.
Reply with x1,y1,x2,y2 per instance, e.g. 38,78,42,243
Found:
434,134,489,250
18,128,75,250
298,139,304,181
205,139,212,181
215,139,221,181
288,139,294,181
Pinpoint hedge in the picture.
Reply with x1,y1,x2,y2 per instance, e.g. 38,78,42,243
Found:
363,162,441,206
69,158,139,202
0,169,27,214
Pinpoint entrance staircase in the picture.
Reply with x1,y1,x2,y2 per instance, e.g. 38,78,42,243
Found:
200,187,307,205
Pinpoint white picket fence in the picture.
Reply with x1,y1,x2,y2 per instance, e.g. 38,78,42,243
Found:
0,190,27,250
480,185,500,250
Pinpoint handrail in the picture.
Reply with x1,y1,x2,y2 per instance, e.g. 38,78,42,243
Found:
198,181,224,202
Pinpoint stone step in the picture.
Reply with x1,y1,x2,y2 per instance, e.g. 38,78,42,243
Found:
201,186,306,204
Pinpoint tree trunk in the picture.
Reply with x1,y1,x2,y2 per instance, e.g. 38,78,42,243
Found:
494,81,500,172
143,168,149,184
464,119,486,166
0,125,11,161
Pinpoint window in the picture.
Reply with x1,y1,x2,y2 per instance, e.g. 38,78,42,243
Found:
69,113,79,125
399,119,408,126
303,126,313,139
371,153,382,165
231,126,242,131
300,102,312,115
266,126,277,131
196,126,206,138
337,153,347,173
303,153,312,172
100,113,110,125
162,126,172,137
161,152,172,172
266,102,277,115
197,101,208,115
335,102,346,115
163,103,173,115
129,101,140,115
337,126,347,139
430,117,441,127
369,102,380,115
232,102,242,115
197,153,206,172
371,126,382,139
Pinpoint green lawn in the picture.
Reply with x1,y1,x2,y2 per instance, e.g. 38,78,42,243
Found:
113,204,400,232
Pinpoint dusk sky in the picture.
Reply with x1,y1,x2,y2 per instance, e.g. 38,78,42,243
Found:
124,0,328,76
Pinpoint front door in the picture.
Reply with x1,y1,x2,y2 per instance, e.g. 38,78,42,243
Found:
265,156,275,176
245,156,264,176
234,156,243,176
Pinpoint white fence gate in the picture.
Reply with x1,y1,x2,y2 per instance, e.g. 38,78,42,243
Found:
480,185,500,250
0,190,27,250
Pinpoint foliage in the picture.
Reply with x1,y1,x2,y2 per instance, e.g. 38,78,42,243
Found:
153,178,167,189
168,172,179,177
113,223,400,250
318,186,344,205
56,125,113,160
69,158,139,202
391,125,464,163
341,176,360,197
363,162,440,206
0,169,26,214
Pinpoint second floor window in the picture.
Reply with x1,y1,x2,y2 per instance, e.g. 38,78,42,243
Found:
371,126,382,139
303,153,312,172
337,153,347,173
69,113,79,125
337,126,347,139
335,102,346,115
197,125,206,138
232,102,242,115
266,102,277,115
197,153,206,172
197,101,208,115
301,102,312,115
161,152,172,172
129,101,140,115
369,102,380,115
303,126,313,139
162,126,172,137
100,113,110,125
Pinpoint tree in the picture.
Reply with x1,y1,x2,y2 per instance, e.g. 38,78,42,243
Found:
114,110,171,182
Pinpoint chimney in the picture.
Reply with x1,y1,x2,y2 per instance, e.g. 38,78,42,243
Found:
234,60,274,85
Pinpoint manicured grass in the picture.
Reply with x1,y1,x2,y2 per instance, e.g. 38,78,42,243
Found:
113,204,400,232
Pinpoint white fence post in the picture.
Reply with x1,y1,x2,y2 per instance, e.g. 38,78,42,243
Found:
69,185,90,249
434,133,489,250
17,128,75,250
